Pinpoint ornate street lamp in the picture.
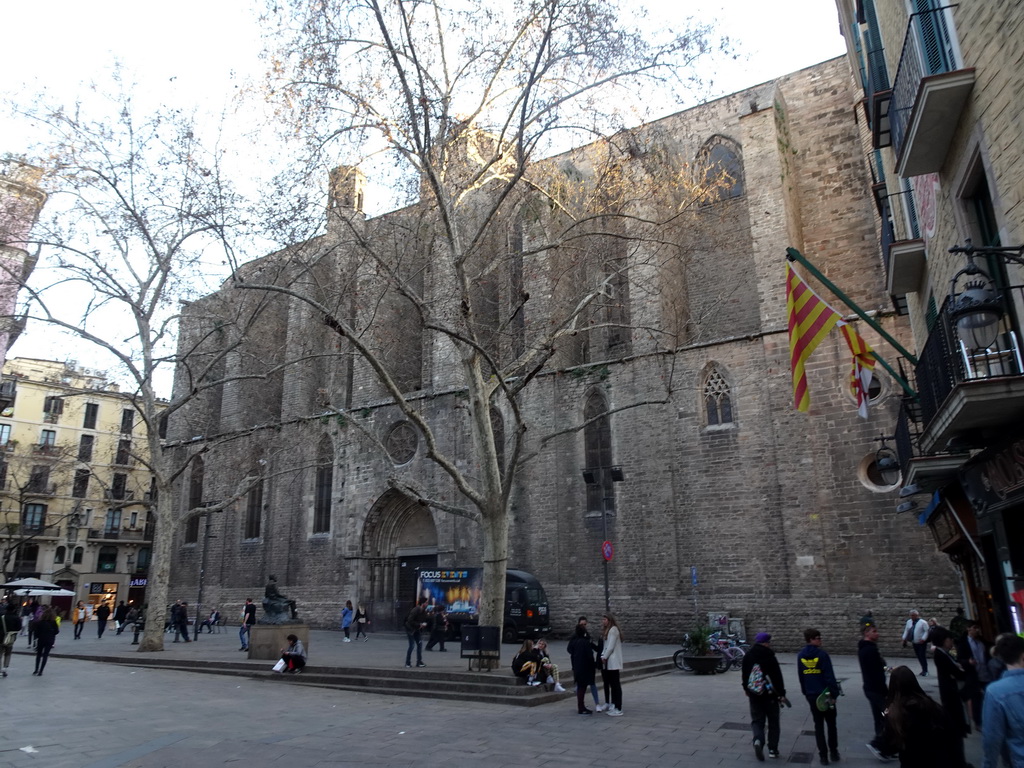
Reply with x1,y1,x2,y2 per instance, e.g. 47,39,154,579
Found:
948,240,1024,351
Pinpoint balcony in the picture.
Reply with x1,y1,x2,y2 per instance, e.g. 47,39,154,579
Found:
87,526,150,542
891,5,975,177
894,396,966,491
887,239,927,296
31,444,60,457
915,285,1024,453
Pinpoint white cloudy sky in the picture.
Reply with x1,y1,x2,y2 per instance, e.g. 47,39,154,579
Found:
0,0,846,387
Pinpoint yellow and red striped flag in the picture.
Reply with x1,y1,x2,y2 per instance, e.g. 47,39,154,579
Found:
786,263,843,412
840,324,876,419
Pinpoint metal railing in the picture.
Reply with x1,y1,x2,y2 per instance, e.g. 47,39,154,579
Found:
891,5,960,160
915,284,1024,430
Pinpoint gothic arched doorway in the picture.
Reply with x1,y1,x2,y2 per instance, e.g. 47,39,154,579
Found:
361,489,438,630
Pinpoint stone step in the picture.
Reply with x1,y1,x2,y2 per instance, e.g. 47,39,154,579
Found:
52,652,676,707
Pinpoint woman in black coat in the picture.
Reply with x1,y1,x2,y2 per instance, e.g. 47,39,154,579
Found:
32,607,59,676
931,628,969,764
568,624,599,714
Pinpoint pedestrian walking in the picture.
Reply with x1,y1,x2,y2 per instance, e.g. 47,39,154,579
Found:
425,605,448,652
113,600,129,634
340,600,354,642
174,601,191,642
354,603,369,641
404,597,428,668
95,601,111,638
902,609,930,677
1,603,22,677
956,620,992,730
797,628,841,765
72,601,87,640
240,598,256,651
868,665,966,767
741,632,790,761
982,633,1024,768
32,607,59,676
932,627,969,765
600,614,624,716
858,621,897,760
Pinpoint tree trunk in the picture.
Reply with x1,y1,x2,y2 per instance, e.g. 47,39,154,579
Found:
137,482,173,652
478,503,508,669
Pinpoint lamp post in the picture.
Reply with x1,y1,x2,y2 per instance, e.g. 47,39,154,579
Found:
582,467,625,613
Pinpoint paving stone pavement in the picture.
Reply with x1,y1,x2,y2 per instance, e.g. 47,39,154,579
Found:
0,629,984,767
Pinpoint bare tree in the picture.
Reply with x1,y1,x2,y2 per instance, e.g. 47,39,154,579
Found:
243,0,727,635
0,98,285,651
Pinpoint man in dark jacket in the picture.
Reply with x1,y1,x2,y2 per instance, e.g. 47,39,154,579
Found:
95,602,111,638
404,597,429,668
956,620,992,729
797,628,840,764
858,622,897,761
741,632,789,761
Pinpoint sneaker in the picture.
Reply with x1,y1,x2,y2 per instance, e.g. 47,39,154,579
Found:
416,662,426,667
528,680,542,686
865,743,897,762
768,749,780,759
595,703,608,712
919,671,928,677
405,663,412,668
546,676,555,684
606,706,623,716
553,683,566,692
362,637,368,642
343,637,351,643
578,708,593,715
753,740,765,762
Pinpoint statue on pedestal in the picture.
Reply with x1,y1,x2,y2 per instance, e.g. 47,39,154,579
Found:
259,575,298,624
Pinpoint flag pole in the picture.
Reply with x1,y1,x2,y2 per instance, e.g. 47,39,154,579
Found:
786,247,917,397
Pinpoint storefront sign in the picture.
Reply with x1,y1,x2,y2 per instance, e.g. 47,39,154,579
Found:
129,578,148,587
961,436,1024,514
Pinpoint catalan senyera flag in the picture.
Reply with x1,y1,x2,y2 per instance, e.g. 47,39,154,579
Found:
840,323,876,419
786,263,877,416
787,262,842,412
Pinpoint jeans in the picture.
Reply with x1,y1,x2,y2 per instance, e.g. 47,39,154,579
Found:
749,695,781,751
239,624,250,648
73,622,83,639
864,689,887,737
805,694,838,757
97,619,108,638
913,642,928,674
34,642,54,673
405,629,422,665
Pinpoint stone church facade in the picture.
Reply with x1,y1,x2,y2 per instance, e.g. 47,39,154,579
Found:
166,57,959,650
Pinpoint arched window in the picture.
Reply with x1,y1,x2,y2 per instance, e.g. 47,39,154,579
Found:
245,476,263,540
698,138,744,202
313,436,333,534
54,546,66,564
72,546,84,564
583,392,616,514
704,368,734,426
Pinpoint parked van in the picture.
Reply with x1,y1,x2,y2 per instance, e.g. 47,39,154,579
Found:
415,567,551,643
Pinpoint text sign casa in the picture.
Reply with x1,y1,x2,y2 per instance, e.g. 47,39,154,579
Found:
961,435,1024,515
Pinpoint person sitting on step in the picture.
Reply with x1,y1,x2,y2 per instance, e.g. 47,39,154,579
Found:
535,638,566,692
511,639,541,685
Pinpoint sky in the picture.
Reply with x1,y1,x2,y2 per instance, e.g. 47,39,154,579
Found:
0,0,846,388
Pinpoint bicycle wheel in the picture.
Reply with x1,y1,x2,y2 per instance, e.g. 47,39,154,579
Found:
728,646,746,670
715,650,730,674
673,649,693,671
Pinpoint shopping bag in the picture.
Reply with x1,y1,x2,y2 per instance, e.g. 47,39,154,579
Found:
272,659,286,672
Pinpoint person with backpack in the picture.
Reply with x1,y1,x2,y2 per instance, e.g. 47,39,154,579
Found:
797,628,841,765
741,632,790,761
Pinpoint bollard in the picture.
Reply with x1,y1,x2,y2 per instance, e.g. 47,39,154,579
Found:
132,622,143,645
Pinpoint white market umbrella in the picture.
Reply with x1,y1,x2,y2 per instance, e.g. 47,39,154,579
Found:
0,577,64,591
14,588,75,597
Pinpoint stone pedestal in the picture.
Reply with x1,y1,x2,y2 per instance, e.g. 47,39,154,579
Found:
248,624,309,662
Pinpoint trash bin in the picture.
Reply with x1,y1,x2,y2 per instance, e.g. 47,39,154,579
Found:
460,625,501,670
